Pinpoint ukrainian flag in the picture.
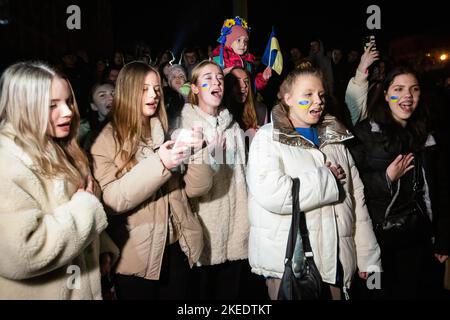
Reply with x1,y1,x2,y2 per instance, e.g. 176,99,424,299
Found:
262,27,283,75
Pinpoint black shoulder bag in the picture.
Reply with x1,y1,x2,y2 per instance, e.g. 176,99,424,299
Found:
277,178,323,300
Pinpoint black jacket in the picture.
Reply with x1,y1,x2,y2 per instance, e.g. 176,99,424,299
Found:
349,119,450,254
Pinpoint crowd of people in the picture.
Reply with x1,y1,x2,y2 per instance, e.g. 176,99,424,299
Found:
0,16,449,300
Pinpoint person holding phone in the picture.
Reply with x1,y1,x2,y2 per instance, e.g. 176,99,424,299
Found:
345,42,380,126
364,35,377,52
90,61,213,300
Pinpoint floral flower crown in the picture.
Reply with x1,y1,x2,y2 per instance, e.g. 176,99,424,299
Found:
217,16,250,45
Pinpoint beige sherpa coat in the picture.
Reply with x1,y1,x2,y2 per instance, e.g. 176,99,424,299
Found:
0,123,117,300
180,104,249,265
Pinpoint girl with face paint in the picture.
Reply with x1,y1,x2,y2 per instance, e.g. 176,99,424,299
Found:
180,60,250,299
247,66,381,300
349,67,450,299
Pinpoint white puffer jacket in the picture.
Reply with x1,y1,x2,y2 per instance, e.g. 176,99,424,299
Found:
247,105,381,290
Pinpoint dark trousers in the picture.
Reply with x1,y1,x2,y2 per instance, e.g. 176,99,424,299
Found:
187,260,243,300
188,259,266,300
239,260,270,300
377,241,445,299
351,240,445,300
115,242,190,300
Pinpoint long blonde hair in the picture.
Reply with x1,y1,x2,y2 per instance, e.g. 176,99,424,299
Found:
111,61,168,176
0,61,89,186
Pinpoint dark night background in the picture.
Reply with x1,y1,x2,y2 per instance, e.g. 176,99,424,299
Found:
0,1,449,305
0,0,449,66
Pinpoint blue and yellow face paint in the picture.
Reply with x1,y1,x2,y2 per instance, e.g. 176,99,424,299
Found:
201,83,209,91
390,95,399,103
297,99,311,110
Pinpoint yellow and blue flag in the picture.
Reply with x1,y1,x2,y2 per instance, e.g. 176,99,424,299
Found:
262,27,283,75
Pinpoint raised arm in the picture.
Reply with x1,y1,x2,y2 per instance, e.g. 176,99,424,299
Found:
345,43,379,125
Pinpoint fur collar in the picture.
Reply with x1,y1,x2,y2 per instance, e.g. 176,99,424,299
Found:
181,104,234,134
181,103,244,166
271,104,353,148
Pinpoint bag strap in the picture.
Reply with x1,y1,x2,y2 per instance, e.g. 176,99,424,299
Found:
284,178,314,266
284,178,300,264
412,152,422,194
295,179,314,258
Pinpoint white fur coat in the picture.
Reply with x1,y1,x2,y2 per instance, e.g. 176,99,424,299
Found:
180,104,249,265
0,124,116,299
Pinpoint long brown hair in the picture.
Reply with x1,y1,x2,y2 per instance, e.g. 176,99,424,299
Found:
224,67,258,130
368,67,429,151
0,61,89,186
111,61,168,176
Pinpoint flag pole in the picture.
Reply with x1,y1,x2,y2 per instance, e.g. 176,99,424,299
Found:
268,26,273,68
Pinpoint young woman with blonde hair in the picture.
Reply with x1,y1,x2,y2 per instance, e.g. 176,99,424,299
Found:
90,61,213,300
0,61,117,299
247,67,381,300
180,60,249,299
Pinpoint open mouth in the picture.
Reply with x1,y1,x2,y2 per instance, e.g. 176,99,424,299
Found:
398,101,413,113
57,121,71,131
309,109,322,117
146,101,158,108
211,88,223,99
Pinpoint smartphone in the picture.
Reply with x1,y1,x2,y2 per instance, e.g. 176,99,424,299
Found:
172,129,192,149
364,35,376,51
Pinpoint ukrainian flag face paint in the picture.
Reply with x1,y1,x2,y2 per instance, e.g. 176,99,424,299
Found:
390,95,399,103
201,83,209,91
297,99,311,109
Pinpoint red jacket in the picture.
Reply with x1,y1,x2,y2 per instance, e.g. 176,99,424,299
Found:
212,45,268,91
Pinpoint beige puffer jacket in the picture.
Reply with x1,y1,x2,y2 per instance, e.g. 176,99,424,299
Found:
91,118,213,280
